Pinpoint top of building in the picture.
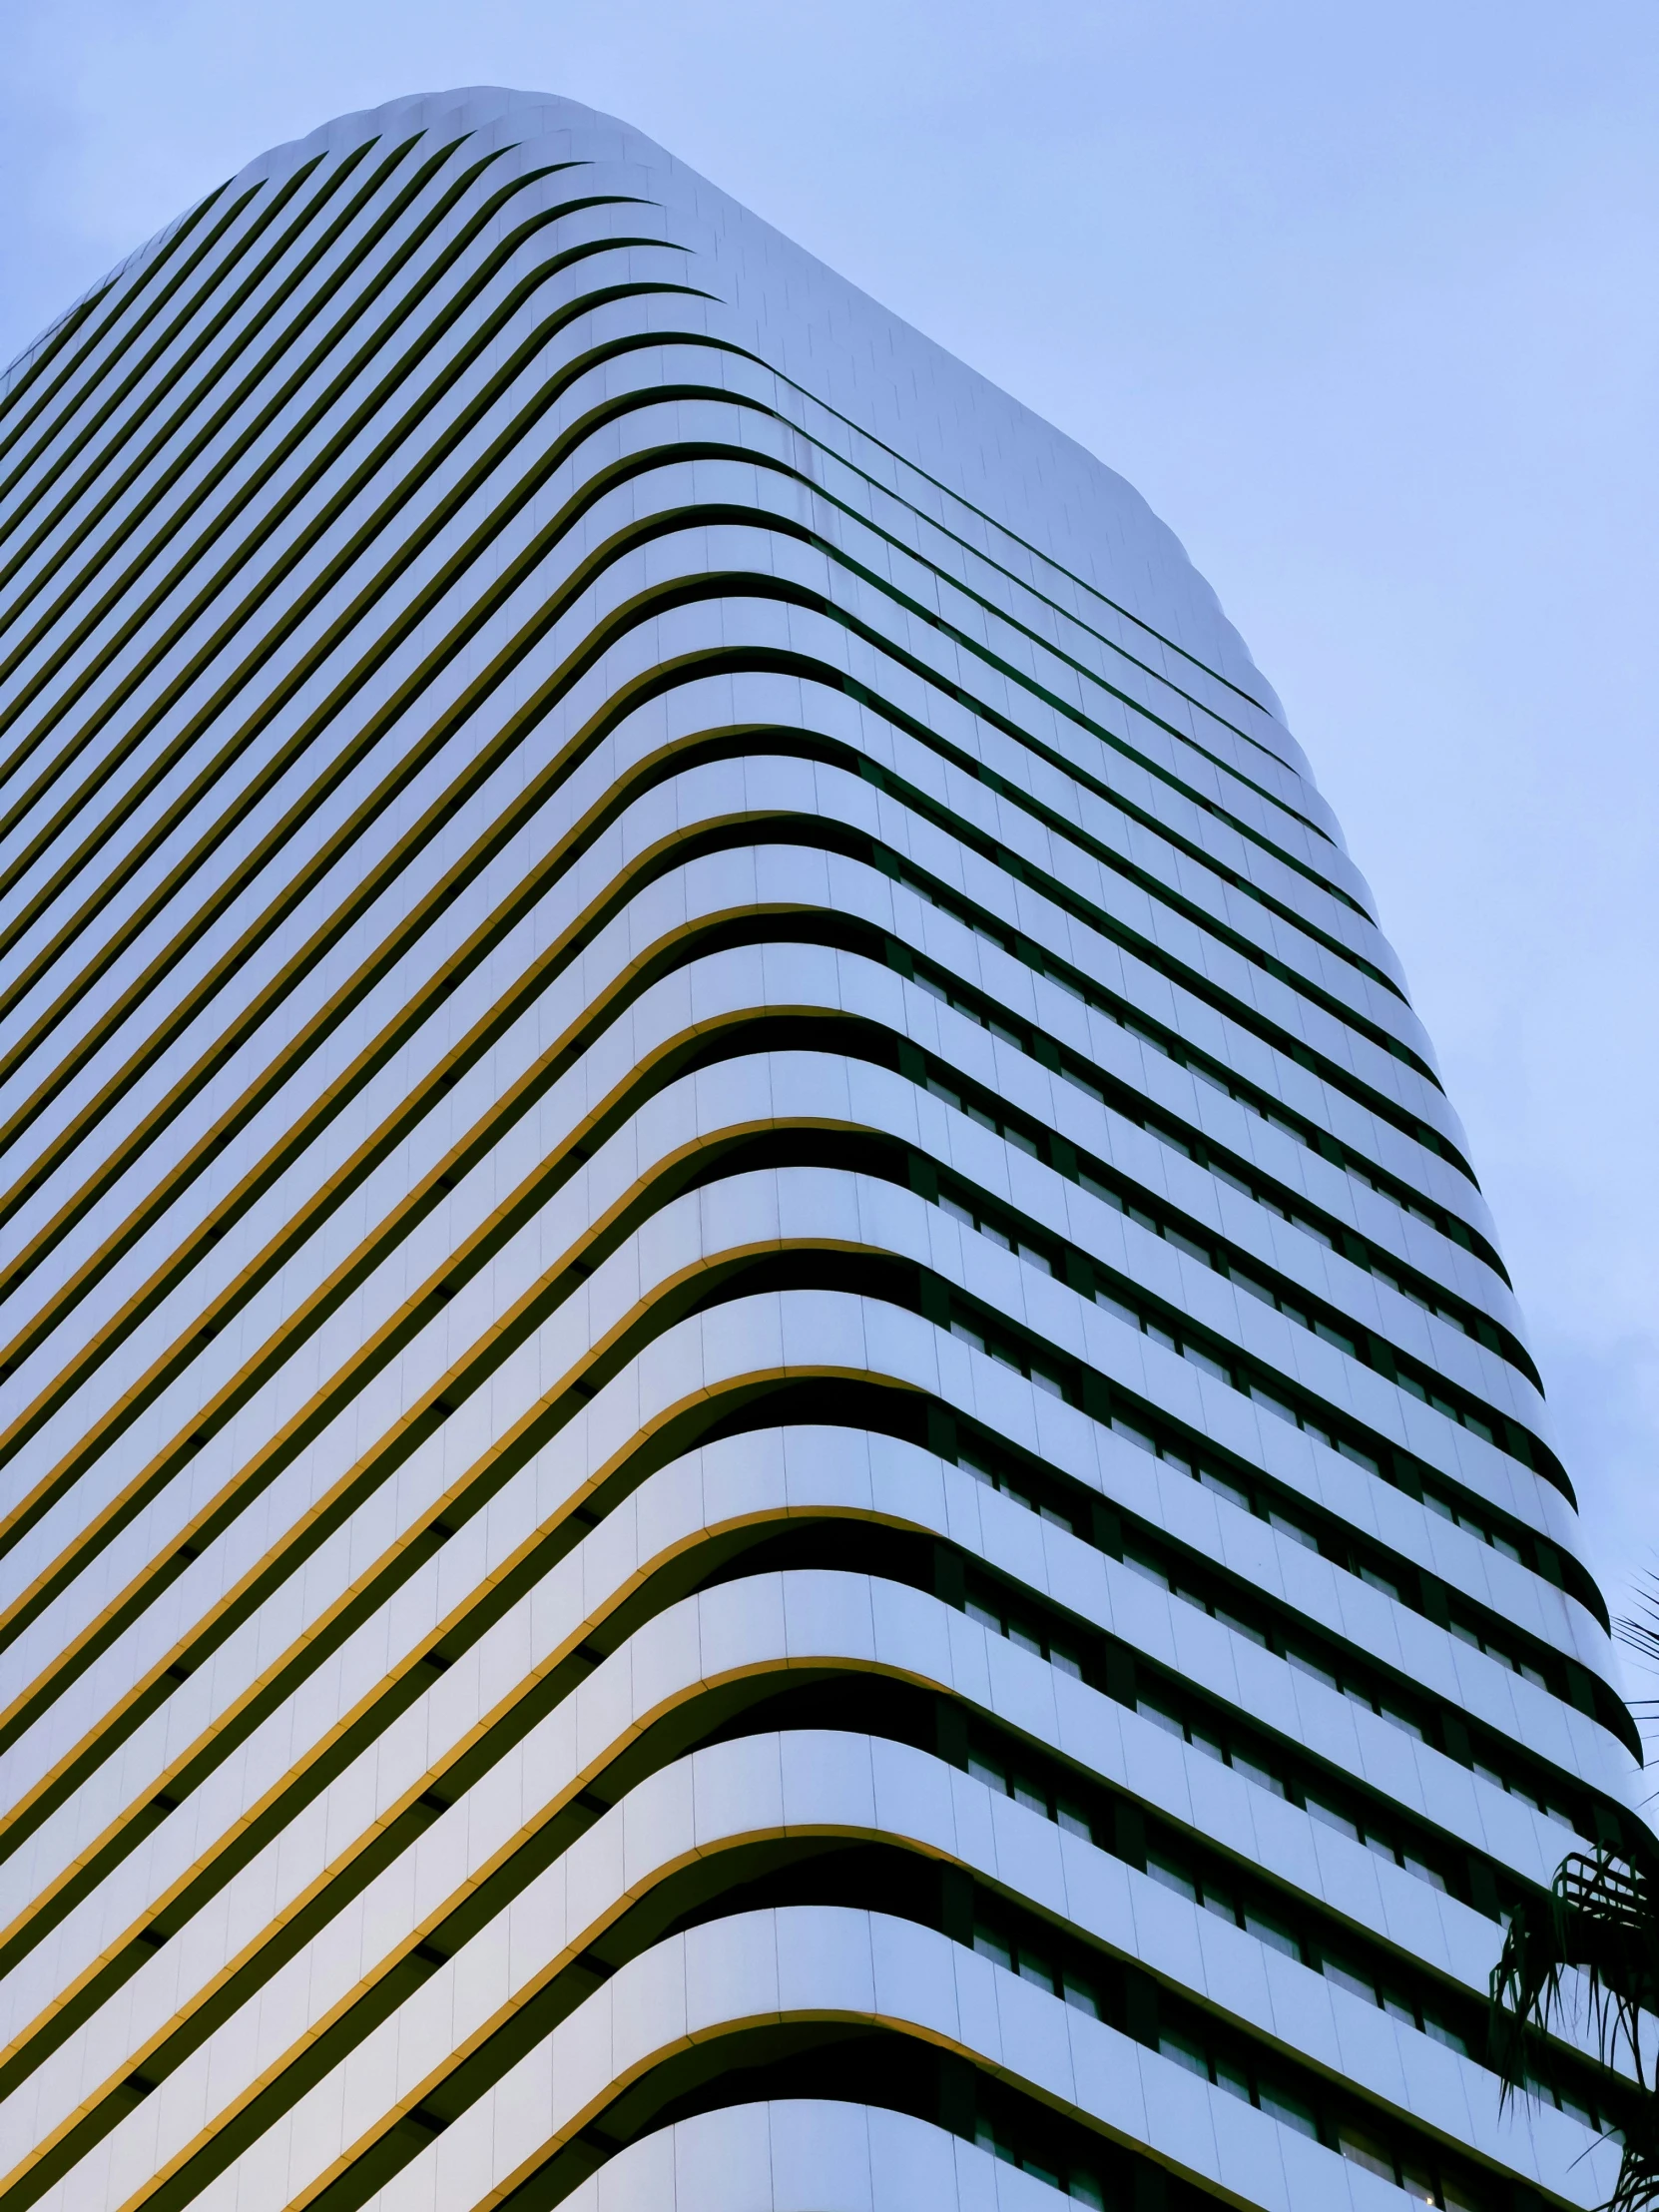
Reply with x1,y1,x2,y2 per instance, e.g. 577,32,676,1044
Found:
10,86,1311,769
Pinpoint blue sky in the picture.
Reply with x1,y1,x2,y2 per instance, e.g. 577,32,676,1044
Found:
3,0,1656,1693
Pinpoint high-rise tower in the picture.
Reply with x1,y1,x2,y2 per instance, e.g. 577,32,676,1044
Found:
0,89,1637,2212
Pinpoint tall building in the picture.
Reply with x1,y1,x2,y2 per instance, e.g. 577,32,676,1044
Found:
0,87,1637,2212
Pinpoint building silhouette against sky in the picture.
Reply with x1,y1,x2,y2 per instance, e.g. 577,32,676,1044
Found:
0,87,1639,2212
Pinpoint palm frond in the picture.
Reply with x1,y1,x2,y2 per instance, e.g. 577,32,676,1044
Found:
1613,2133,1659,2212
1619,1575,1659,1692
1491,1848,1659,2092
1487,1583,1659,2204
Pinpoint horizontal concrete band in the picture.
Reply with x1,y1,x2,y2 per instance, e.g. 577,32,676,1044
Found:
5,923,1532,1696
5,1135,1594,1862
3,1383,1600,2083
8,1519,1617,2201
0,430,1367,1029
13,1713,1585,2196
0,639,1467,1308
329,1906,1602,2212
579,2097,1572,2212
557,2099,1076,2212
0,728,1456,1422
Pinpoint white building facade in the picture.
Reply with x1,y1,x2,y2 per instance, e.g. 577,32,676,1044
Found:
0,87,1638,2212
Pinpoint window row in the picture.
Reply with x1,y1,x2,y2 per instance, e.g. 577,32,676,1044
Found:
1084,1148,1529,1471
906,933,1539,1427
1146,1855,1473,2051
1171,1186,1514,1435
970,2112,1105,2206
943,1172,1501,1460
906,968,1528,1390
940,1270,1577,1722
1075,1109,1527,1384
849,624,1365,949
907,1040,1585,1611
890,762,1436,1154
1124,1546,1469,1757
899,844,1464,1248
1155,2025,1475,2208
1097,1375,1589,1715
957,1721,1613,2145
865,589,1389,998
957,1591,1443,1901
959,1425,1588,1841
962,1883,1538,2211
957,1553,1592,1891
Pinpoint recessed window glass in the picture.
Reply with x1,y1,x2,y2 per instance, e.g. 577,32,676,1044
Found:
1259,2085,1319,2138
1339,2128,1394,2181
1148,1859,1198,1903
1270,1511,1320,1551
1251,1383,1297,1423
1307,1798,1360,1842
1232,1754,1286,1798
1159,2031,1208,2077
973,1929,1012,1969
1201,1469,1251,1513
1214,2056,1252,2102
1256,1911,1309,1963
1324,1956,1376,2003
